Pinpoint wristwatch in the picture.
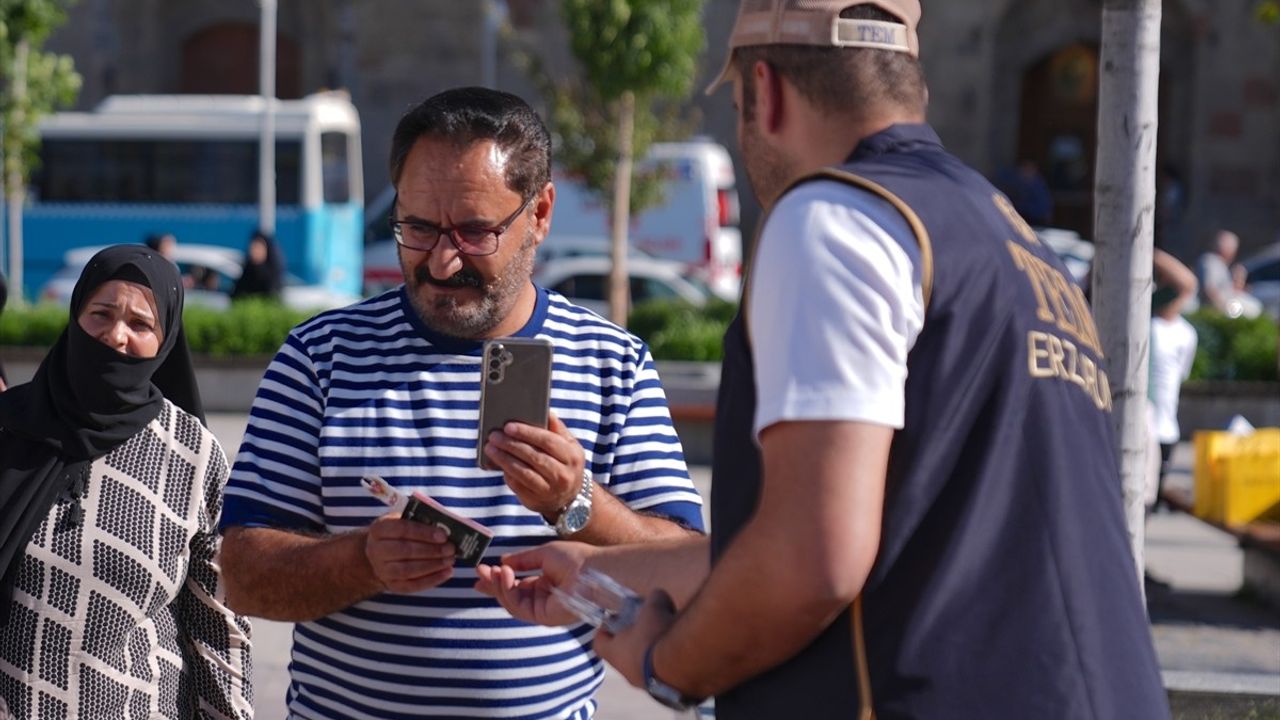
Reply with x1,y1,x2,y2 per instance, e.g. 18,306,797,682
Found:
553,469,593,537
643,641,700,711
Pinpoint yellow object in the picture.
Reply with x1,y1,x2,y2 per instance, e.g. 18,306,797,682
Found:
1193,428,1280,526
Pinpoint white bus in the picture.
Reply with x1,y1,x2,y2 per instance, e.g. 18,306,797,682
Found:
23,90,363,298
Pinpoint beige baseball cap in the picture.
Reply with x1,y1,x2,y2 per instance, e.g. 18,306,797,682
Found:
706,0,922,94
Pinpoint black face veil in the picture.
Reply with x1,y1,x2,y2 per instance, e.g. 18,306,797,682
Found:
0,244,205,621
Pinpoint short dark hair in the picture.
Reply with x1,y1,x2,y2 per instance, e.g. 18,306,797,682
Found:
389,87,552,201
734,5,927,123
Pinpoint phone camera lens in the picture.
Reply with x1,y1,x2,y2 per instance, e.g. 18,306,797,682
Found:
488,371,501,382
489,359,501,370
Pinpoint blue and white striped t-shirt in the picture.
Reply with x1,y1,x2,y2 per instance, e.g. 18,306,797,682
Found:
221,286,704,719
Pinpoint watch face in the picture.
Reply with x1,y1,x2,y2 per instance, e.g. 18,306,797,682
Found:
562,503,590,533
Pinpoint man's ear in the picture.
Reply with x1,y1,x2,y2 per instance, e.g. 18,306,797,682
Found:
532,182,555,248
754,60,785,135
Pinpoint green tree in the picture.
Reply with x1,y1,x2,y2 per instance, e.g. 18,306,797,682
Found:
1259,1,1280,24
0,0,81,305
509,0,704,326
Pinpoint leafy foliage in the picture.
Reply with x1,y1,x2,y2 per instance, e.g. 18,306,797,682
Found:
1259,0,1280,25
8,301,1271,373
1187,311,1279,382
181,300,315,357
628,298,736,361
0,299,63,345
562,0,704,101
0,0,82,184
504,0,704,217
0,300,317,356
1,298,740,361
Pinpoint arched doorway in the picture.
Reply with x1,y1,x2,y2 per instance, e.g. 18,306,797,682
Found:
181,23,301,98
1017,43,1098,236
991,0,1197,243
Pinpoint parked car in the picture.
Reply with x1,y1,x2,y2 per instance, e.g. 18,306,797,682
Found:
532,256,709,317
362,238,402,295
39,244,361,311
535,235,658,266
549,139,744,301
1036,226,1095,287
1242,241,1280,319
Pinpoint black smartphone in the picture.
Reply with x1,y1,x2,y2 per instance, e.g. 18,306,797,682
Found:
477,337,554,470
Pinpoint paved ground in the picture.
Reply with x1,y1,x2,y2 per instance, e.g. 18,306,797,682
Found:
207,413,1280,718
1145,446,1280,689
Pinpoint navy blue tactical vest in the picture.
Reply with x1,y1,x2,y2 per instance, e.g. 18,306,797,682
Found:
710,124,1168,719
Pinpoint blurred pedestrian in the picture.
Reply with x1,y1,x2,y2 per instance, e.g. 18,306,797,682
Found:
0,245,252,719
1148,249,1198,511
1155,165,1187,253
144,231,197,289
1229,261,1263,318
144,232,178,262
995,158,1054,226
479,2,1169,718
1196,230,1237,312
231,230,284,300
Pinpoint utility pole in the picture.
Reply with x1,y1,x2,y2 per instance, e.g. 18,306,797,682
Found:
258,0,277,236
1091,0,1163,591
480,0,502,88
5,40,29,307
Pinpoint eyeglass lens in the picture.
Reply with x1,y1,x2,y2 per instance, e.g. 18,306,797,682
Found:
389,193,531,256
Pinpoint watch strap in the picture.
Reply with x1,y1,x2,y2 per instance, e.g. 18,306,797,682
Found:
552,468,593,536
642,640,699,710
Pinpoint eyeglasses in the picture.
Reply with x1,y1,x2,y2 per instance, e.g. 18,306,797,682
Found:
388,192,534,257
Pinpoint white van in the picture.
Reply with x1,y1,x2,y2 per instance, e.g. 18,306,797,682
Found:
360,139,744,300
547,139,743,301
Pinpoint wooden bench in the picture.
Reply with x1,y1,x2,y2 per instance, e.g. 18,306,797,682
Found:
1164,487,1280,610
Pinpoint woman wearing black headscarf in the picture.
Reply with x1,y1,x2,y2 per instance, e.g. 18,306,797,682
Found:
0,246,252,719
231,230,283,300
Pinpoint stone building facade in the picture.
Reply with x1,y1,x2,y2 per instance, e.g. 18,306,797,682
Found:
45,0,1279,261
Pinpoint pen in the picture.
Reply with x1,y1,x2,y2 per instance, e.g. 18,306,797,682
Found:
361,475,409,514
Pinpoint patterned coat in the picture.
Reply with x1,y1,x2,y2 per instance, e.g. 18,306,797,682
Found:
0,401,252,719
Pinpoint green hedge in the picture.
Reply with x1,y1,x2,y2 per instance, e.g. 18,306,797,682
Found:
0,303,67,347
0,300,316,356
629,298,737,361
6,301,1274,376
1186,311,1279,382
0,298,737,360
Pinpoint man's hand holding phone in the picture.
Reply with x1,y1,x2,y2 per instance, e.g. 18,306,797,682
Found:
483,412,588,520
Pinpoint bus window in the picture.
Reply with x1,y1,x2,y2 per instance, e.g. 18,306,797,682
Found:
321,132,350,203
36,139,302,205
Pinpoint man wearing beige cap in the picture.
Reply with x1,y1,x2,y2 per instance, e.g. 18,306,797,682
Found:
478,2,1170,718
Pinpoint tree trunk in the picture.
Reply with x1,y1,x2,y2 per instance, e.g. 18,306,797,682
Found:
1091,0,1162,594
5,40,29,308
608,90,635,327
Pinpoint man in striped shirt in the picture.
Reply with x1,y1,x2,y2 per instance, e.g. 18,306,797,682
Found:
217,87,704,719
